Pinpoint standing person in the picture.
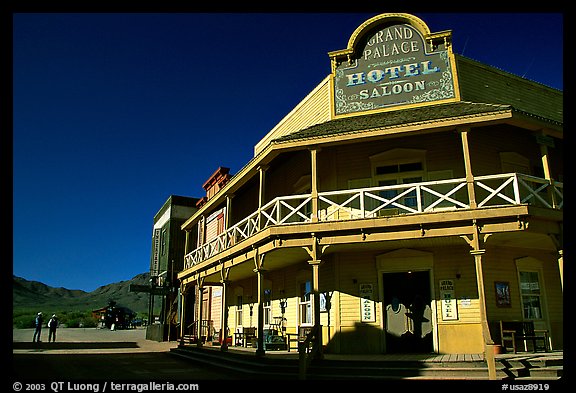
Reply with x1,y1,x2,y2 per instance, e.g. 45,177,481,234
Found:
48,314,59,342
33,312,43,342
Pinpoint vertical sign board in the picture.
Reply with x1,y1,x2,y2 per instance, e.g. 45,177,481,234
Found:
439,279,458,320
151,228,161,277
333,24,456,116
359,283,376,322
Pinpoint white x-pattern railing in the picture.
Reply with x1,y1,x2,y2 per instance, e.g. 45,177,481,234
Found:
184,173,563,268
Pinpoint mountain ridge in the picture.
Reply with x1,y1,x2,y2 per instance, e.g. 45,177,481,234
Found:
13,273,152,314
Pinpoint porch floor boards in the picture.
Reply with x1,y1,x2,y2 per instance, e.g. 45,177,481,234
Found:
183,342,558,362
173,344,563,380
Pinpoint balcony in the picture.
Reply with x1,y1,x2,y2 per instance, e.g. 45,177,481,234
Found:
184,173,563,268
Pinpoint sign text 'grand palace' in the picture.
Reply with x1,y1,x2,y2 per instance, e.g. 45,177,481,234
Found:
333,24,456,115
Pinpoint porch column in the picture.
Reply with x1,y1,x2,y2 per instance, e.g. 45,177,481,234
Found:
310,148,320,222
257,166,268,230
253,250,266,356
549,233,563,292
225,194,234,229
184,230,190,255
538,133,558,208
469,222,496,380
557,249,563,291
308,234,323,359
220,267,230,352
459,128,477,209
539,139,553,180
179,283,187,346
196,278,204,348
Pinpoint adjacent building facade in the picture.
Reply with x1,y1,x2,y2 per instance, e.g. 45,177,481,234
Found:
169,13,562,357
146,195,198,341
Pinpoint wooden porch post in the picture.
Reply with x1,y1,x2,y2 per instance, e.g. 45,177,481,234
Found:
257,166,268,230
253,249,266,356
225,194,234,229
465,221,496,379
549,233,563,292
184,230,190,255
459,128,477,209
538,133,559,208
307,234,324,359
220,266,230,352
539,132,563,291
196,278,204,348
557,249,563,291
179,283,187,345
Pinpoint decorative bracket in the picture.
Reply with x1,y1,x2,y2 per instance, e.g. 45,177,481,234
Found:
252,247,266,273
220,261,230,283
302,233,330,260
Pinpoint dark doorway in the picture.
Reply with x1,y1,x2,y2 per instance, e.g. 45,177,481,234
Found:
383,271,433,353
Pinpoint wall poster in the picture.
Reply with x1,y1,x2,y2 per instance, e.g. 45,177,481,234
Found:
495,281,511,308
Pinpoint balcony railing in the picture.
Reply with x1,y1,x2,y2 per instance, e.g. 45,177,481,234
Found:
184,173,563,268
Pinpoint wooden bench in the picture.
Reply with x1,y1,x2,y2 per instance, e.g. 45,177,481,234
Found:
500,320,550,353
263,328,287,350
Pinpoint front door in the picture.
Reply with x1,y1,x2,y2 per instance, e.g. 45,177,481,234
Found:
383,271,433,353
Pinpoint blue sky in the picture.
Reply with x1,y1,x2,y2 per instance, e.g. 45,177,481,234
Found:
12,12,563,292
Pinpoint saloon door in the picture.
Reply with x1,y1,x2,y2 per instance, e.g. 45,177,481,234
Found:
383,271,433,353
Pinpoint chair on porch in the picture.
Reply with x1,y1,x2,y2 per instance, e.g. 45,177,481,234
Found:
234,327,257,347
500,320,550,353
287,326,314,352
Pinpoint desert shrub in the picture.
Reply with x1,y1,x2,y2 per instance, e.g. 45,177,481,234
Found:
12,310,98,329
13,314,36,329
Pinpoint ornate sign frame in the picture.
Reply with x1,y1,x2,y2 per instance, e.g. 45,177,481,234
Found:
329,13,460,118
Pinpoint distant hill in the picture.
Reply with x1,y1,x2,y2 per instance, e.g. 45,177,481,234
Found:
13,273,153,314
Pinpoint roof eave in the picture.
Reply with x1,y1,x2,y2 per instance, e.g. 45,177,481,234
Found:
271,108,515,148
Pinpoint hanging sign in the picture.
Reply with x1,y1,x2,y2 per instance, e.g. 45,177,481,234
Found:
333,23,456,116
151,228,161,276
359,283,376,322
439,279,458,320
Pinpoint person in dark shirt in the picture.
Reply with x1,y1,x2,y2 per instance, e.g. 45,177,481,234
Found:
48,314,59,342
33,312,43,342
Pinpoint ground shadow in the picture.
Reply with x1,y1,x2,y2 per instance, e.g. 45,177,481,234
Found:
12,341,139,350
11,351,252,380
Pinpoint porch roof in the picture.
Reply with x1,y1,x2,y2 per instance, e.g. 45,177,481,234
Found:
271,101,561,145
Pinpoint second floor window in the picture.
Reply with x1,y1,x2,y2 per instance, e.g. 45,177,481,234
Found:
371,149,426,214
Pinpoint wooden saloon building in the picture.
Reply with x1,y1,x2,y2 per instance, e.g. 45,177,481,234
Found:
173,13,563,368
